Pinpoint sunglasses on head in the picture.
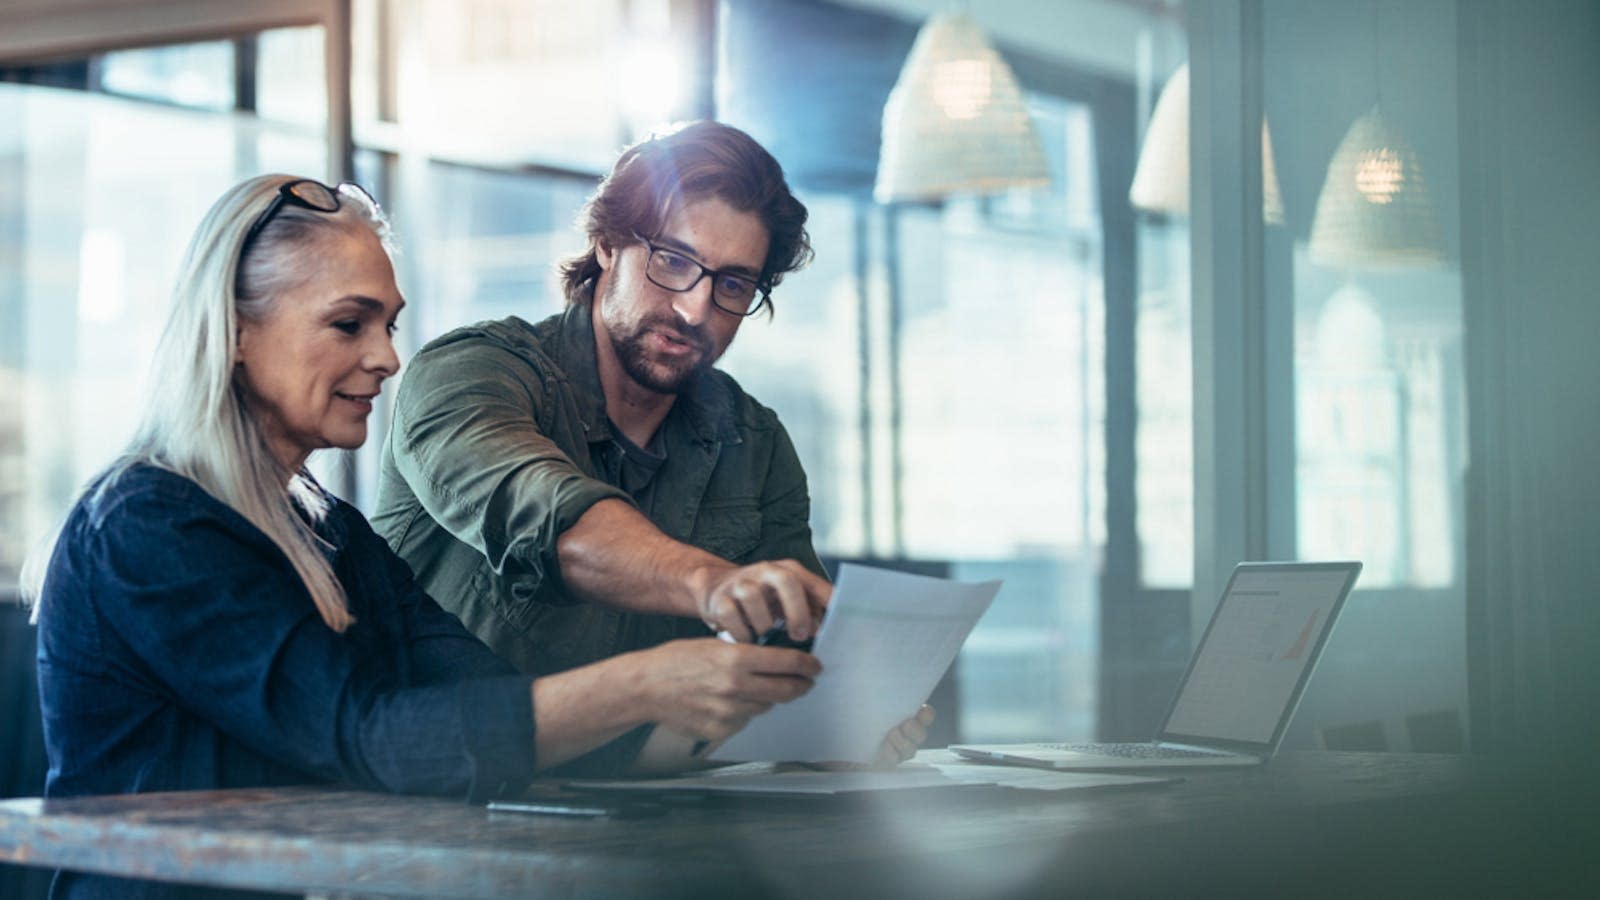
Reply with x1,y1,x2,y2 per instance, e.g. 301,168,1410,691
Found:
239,179,378,256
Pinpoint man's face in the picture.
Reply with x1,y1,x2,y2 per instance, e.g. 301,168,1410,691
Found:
593,196,769,395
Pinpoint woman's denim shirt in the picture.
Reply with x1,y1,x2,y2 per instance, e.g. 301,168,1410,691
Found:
35,463,539,810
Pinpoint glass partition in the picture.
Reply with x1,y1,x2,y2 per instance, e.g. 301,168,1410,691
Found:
1264,0,1468,751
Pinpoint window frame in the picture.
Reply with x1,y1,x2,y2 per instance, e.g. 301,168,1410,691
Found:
0,0,354,182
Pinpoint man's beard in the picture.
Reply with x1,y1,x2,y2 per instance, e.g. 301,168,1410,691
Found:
602,280,715,394
611,324,710,394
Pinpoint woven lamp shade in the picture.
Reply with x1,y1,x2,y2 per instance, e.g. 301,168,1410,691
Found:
1308,105,1446,268
873,12,1049,203
1128,63,1284,225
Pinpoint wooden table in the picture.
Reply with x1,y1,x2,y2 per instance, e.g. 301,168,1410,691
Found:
1,751,1594,898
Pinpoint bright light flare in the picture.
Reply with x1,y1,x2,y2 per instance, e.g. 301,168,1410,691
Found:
616,38,683,128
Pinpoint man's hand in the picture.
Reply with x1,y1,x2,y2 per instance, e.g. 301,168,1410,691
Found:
873,705,937,767
694,559,832,643
640,638,822,745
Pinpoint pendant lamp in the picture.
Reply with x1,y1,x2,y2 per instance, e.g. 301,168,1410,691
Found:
1128,63,1285,225
873,12,1049,203
1307,106,1446,268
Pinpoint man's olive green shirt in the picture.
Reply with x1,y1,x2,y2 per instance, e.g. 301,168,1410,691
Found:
373,305,824,679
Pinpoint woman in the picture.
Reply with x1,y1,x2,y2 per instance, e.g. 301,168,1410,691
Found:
23,175,932,899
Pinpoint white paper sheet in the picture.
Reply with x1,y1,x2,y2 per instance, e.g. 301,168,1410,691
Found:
565,752,1175,796
710,563,1000,763
567,765,964,795
915,750,1182,792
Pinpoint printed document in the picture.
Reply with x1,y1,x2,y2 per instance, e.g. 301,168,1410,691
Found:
568,752,1176,796
710,563,1000,763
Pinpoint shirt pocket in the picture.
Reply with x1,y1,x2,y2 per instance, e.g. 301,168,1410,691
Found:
692,500,763,563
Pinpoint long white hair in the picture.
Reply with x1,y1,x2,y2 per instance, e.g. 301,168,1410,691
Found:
22,174,395,632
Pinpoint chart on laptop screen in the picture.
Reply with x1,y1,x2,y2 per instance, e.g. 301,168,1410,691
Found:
1163,568,1352,744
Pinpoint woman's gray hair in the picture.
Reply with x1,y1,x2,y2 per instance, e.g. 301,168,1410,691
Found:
22,174,394,632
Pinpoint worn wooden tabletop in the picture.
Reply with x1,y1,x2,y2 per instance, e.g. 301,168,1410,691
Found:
2,751,1590,898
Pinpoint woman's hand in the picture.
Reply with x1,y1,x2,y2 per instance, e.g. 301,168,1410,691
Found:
532,638,818,773
639,638,821,746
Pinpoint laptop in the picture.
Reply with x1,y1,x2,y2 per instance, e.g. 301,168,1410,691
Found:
950,560,1362,771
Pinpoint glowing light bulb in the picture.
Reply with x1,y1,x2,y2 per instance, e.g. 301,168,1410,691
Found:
931,59,992,120
1354,147,1405,205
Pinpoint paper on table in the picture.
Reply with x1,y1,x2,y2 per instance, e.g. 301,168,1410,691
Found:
566,753,1176,796
710,563,1000,763
914,750,1181,792
567,766,967,796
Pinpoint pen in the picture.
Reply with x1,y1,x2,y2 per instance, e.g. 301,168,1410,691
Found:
717,619,815,651
697,620,816,757
487,799,663,819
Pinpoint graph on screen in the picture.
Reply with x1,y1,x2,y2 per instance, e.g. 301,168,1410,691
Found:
1163,569,1352,744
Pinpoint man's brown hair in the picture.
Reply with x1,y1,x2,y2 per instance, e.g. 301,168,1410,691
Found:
558,121,812,313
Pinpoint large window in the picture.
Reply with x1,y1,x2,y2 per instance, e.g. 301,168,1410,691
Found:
5,0,1470,756
366,0,678,171
0,37,327,588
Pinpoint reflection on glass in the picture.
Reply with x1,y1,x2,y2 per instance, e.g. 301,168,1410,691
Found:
1355,148,1404,204
1296,281,1457,588
1268,0,1467,753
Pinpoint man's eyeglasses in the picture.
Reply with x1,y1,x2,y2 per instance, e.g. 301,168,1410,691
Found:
241,179,378,256
632,233,769,317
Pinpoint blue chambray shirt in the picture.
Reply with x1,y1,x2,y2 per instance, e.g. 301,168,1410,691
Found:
32,461,537,797
33,463,540,898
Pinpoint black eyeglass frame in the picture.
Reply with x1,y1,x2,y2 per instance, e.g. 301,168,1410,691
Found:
630,232,771,318
240,179,376,257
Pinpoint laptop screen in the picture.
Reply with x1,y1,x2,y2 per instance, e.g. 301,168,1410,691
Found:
1159,562,1361,751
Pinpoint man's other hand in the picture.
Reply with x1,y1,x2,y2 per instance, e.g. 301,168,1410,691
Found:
873,705,937,767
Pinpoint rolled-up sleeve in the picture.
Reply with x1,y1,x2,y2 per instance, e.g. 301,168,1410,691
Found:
386,335,631,592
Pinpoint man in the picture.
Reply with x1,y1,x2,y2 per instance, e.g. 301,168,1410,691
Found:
375,121,927,770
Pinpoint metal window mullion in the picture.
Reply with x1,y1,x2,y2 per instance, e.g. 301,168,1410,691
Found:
1187,0,1272,644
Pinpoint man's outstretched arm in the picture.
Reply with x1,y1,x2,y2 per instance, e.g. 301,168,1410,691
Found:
557,498,830,643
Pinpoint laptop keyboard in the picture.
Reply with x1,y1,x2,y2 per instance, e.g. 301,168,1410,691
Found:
1038,742,1220,759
